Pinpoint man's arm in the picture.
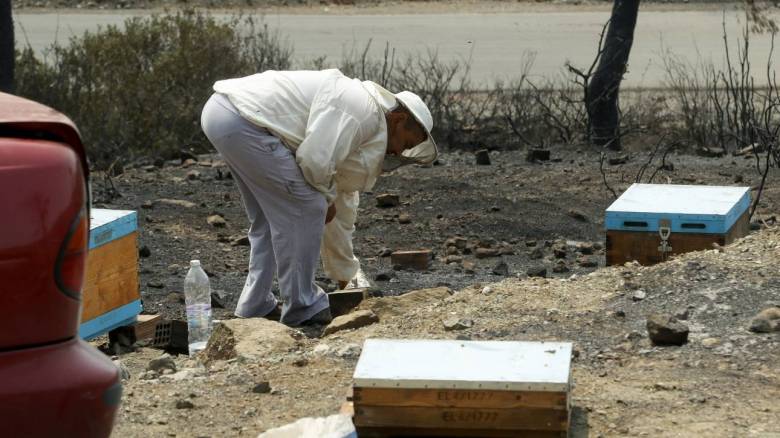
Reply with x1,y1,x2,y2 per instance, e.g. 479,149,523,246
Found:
321,191,360,285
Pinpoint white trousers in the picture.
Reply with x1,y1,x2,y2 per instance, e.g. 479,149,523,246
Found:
201,93,329,325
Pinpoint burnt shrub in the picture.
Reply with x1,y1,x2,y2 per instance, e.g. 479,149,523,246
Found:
15,11,292,168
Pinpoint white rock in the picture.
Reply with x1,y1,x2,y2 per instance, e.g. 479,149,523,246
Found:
481,286,493,295
313,344,332,356
257,414,356,438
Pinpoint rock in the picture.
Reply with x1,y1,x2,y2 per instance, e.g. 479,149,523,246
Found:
376,193,400,208
377,247,393,257
491,260,509,276
155,198,197,209
632,290,647,301
147,280,164,289
312,344,332,356
552,260,570,273
461,260,476,274
252,381,272,394
397,213,412,224
527,266,547,278
257,414,356,438
166,292,184,304
748,307,780,333
697,146,726,158
175,399,194,409
452,237,468,250
443,318,474,331
445,255,463,264
336,344,362,359
481,286,494,295
231,236,250,246
475,149,491,165
374,271,395,281
475,247,500,259
701,338,721,348
147,353,177,373
608,155,628,165
204,319,299,362
323,310,379,335
674,307,691,320
552,243,567,259
576,242,595,254
138,245,151,258
182,158,197,168
186,170,201,180
567,209,589,222
577,256,598,268
529,246,545,260
207,214,226,227
113,359,131,381
646,314,689,346
526,148,551,162
358,287,452,319
446,246,460,255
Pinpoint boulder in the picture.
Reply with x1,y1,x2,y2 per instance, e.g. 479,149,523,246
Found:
646,314,689,346
749,307,780,333
375,194,400,208
204,319,299,362
323,310,379,335
358,287,452,319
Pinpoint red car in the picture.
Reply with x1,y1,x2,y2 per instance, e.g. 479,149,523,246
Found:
0,93,120,437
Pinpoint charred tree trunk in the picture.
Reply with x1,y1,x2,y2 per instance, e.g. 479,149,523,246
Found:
0,0,13,93
587,0,640,150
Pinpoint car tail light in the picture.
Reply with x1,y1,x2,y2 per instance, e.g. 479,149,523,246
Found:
55,207,89,299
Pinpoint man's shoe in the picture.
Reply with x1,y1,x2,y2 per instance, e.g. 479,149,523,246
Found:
298,307,332,326
262,303,282,321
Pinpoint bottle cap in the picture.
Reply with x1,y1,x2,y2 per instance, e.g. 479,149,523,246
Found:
190,260,201,267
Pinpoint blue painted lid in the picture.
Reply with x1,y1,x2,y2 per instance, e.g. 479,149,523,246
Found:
89,209,138,249
605,184,750,234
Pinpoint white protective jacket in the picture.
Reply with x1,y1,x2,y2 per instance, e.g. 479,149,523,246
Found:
213,69,425,282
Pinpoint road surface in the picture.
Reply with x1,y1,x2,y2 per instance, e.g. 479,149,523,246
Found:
14,9,779,88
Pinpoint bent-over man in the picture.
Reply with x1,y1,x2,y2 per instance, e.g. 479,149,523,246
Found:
200,69,437,327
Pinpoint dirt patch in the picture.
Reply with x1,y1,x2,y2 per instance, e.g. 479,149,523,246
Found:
99,146,780,437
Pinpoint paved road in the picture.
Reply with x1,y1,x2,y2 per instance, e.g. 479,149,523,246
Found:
14,10,779,88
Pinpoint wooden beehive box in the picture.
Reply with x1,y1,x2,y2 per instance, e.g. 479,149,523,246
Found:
352,339,572,437
79,209,142,340
605,184,750,266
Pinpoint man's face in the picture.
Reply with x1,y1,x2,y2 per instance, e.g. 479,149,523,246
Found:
386,109,428,157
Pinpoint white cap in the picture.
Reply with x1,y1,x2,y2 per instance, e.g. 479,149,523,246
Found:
393,90,438,165
190,260,201,267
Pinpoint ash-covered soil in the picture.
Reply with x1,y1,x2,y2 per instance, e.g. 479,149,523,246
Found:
95,145,780,437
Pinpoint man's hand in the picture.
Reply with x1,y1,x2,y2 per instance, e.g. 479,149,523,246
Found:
325,203,337,224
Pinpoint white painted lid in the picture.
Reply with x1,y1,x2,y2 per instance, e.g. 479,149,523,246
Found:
353,339,572,392
90,208,135,230
606,184,750,215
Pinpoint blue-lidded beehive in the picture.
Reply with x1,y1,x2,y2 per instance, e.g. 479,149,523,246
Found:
605,184,750,265
79,209,142,340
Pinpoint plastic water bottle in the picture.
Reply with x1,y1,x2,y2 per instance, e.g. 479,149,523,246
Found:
184,260,212,355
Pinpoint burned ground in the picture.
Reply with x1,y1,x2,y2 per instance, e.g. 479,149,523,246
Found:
96,145,780,437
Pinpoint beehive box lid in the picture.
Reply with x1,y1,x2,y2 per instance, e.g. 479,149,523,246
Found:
89,209,137,249
353,339,572,392
605,184,750,233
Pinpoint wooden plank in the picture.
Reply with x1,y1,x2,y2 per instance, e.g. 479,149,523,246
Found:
82,232,139,320
355,426,567,438
353,406,568,431
353,387,567,410
391,250,432,271
606,211,748,266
